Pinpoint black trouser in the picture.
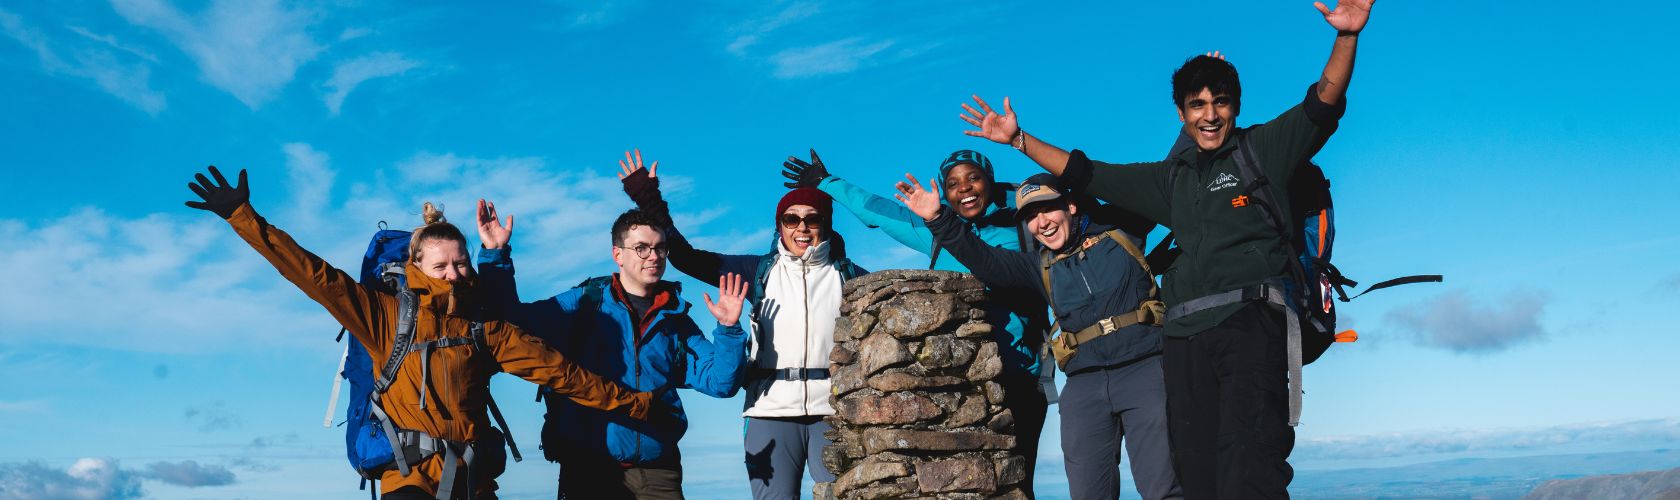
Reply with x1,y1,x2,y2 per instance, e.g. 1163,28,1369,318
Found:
557,452,684,500
1164,302,1294,499
1000,375,1049,498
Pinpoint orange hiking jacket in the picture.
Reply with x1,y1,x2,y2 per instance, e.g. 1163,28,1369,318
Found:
225,203,652,495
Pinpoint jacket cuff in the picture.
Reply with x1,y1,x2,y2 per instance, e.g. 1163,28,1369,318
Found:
1060,149,1095,192
475,245,511,266
1303,82,1347,126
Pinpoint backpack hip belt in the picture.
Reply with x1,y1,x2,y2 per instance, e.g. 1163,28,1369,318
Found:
1163,280,1306,428
1049,299,1166,370
366,397,478,500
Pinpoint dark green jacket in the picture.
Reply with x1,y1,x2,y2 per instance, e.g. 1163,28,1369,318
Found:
1059,83,1345,337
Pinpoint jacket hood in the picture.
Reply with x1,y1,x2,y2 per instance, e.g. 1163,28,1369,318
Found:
404,262,478,316
766,228,849,261
775,234,834,267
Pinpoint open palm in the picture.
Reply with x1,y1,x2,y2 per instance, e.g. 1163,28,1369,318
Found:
960,95,1019,145
704,273,747,327
476,198,513,250
1316,0,1374,33
892,173,943,221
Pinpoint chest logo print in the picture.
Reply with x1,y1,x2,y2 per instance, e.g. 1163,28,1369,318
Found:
1207,172,1239,192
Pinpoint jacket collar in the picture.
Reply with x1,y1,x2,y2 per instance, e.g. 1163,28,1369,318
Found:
776,236,833,267
403,263,476,316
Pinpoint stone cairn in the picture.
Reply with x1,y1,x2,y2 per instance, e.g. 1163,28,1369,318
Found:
818,270,1028,500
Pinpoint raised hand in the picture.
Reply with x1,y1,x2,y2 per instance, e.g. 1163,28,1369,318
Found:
616,148,658,180
960,95,1019,145
1316,0,1374,34
476,198,514,250
703,272,748,327
617,148,662,208
781,148,830,189
184,165,249,219
892,173,943,221
1206,50,1225,60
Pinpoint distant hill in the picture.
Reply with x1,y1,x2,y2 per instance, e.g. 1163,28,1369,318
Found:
1290,449,1680,499
1524,467,1680,500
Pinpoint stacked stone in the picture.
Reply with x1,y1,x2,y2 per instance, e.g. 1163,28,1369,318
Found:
819,270,1028,500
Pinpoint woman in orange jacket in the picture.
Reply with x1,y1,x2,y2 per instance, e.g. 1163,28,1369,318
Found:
185,166,659,499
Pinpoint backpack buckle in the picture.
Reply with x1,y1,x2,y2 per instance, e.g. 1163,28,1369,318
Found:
1098,317,1118,334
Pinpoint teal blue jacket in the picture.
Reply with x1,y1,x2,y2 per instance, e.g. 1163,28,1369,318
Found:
818,176,1045,378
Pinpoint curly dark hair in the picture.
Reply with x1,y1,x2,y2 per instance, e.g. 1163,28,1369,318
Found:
610,208,669,247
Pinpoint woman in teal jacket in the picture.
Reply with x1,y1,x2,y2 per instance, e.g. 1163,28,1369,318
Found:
782,148,1050,496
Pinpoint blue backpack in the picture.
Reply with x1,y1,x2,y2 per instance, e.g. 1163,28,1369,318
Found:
330,225,521,497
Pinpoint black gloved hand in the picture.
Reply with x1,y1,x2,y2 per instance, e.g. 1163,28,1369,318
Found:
184,165,249,219
620,166,661,209
781,149,830,189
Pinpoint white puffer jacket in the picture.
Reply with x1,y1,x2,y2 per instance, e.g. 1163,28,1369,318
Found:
742,239,846,417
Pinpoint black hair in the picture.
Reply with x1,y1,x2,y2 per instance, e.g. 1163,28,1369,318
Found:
611,208,669,247
1171,55,1242,114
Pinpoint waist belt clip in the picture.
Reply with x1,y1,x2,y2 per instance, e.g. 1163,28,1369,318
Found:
1097,317,1118,334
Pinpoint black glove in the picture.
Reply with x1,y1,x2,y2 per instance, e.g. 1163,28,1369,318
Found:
184,165,249,219
781,149,830,189
621,166,661,208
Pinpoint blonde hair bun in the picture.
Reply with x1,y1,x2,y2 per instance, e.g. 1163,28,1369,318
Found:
421,202,447,225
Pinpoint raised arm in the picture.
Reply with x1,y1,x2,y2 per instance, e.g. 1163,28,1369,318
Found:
484,321,653,420
185,166,391,352
960,95,1072,176
471,198,580,343
618,150,758,286
1313,0,1373,106
893,174,1044,296
783,149,943,255
682,272,750,398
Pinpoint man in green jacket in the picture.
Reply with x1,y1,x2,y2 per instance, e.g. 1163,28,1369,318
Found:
957,1,1375,497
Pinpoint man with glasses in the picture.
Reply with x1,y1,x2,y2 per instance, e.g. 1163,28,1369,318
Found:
474,196,750,499
615,150,868,500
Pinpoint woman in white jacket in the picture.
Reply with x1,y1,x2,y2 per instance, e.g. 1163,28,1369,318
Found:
617,150,867,499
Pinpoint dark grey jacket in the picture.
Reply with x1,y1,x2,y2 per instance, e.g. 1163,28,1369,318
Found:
926,208,1161,373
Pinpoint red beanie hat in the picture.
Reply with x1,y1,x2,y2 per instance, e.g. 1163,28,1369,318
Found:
775,187,832,222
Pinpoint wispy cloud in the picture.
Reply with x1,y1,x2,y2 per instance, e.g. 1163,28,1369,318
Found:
183,401,241,432
1384,289,1549,353
0,458,144,500
0,400,49,415
112,0,323,109
725,1,822,56
321,51,421,115
139,460,235,487
769,37,895,79
1297,418,1680,461
0,8,166,113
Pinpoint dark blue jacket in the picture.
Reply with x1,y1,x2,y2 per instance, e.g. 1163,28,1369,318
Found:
926,208,1162,373
475,247,747,464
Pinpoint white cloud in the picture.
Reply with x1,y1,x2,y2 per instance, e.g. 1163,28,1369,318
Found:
769,37,895,79
0,400,48,415
112,0,323,109
1384,288,1549,353
321,51,421,115
0,458,144,500
281,143,334,227
0,8,166,114
183,401,241,433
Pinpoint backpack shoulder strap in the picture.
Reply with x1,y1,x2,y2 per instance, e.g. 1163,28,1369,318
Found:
467,320,524,463
373,288,418,394
1101,229,1158,298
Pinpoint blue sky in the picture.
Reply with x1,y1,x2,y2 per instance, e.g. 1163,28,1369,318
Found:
2,0,1678,498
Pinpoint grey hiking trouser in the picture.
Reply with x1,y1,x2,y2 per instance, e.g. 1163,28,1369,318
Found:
1059,355,1183,500
744,416,834,500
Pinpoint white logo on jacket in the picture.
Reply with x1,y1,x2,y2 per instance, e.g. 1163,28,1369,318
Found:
1207,172,1239,192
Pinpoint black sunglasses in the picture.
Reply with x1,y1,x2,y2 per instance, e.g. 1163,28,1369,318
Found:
779,213,827,229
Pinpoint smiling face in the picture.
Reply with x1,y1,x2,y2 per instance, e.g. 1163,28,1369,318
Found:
416,239,471,283
612,224,667,291
943,162,994,220
1022,199,1078,252
778,204,826,257
1176,87,1238,152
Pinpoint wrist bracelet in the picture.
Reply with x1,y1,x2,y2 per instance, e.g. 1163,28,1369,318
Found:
1012,129,1026,151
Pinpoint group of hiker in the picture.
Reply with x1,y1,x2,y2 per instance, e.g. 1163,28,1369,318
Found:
183,1,1378,498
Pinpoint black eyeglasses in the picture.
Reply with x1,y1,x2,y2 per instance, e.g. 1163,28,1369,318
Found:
779,213,827,229
618,243,670,259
